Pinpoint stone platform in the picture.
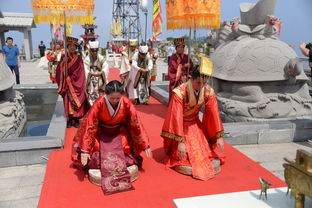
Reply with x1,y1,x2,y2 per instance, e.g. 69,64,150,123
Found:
174,187,312,208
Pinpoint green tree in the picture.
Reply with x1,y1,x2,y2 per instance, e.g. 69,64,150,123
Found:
166,37,174,42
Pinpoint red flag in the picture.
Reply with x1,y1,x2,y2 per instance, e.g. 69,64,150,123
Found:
152,0,162,40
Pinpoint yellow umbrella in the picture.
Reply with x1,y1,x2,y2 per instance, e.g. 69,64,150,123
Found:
166,0,221,78
31,0,95,25
166,0,220,30
31,0,95,77
31,0,95,46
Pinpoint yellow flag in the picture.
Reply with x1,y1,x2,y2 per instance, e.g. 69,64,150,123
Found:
66,23,72,36
116,16,122,35
198,54,213,76
111,17,121,36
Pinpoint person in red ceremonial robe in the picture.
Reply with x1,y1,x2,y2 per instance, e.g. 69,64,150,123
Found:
46,42,63,83
161,66,225,181
168,38,194,101
56,36,87,128
72,80,151,195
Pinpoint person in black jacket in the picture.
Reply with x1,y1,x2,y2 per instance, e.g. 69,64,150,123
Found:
300,42,312,78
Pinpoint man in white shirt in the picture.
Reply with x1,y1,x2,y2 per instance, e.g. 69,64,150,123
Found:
84,41,109,106
127,45,153,104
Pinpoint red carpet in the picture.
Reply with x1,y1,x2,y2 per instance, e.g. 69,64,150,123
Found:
38,68,286,208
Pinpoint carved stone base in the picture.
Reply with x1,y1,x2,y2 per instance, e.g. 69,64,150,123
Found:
217,84,312,122
0,90,27,139
174,159,221,177
88,164,139,186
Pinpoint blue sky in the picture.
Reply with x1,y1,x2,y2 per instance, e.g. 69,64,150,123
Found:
1,0,311,55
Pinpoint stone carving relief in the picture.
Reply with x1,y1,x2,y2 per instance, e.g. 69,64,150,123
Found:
0,56,26,139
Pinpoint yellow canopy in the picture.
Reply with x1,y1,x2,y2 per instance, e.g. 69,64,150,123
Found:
31,0,95,24
166,0,220,30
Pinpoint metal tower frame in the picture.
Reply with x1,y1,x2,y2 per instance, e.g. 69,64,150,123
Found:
112,0,142,41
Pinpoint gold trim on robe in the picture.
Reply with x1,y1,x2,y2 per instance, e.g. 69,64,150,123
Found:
160,131,184,142
161,81,225,181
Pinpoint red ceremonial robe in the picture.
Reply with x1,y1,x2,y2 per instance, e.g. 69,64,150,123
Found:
168,53,193,101
161,80,225,181
56,52,87,121
72,95,150,194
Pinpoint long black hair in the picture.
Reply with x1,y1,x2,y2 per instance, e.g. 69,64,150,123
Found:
191,65,209,79
192,65,201,79
104,80,125,95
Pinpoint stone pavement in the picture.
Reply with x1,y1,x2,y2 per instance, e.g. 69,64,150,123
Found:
19,59,51,85
0,164,46,208
0,59,311,207
234,142,312,180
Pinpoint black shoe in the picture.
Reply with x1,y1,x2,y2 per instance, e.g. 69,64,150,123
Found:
74,119,80,128
134,99,140,105
66,120,72,128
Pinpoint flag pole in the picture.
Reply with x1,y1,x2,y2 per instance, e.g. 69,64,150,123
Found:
144,10,148,43
187,26,192,81
50,24,54,51
63,11,68,77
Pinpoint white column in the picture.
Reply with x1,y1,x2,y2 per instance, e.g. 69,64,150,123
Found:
28,29,33,59
23,28,31,61
0,32,5,48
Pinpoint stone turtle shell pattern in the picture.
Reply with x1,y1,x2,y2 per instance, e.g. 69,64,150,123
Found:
0,56,15,91
211,38,308,82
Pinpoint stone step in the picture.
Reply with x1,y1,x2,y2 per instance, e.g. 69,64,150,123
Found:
0,136,63,167
224,119,312,145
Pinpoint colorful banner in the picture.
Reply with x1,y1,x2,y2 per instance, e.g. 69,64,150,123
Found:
53,24,63,37
152,0,162,40
166,0,220,30
31,0,95,25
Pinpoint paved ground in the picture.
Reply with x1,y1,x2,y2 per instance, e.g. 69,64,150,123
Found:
234,142,312,180
0,58,311,207
0,164,46,208
19,59,51,85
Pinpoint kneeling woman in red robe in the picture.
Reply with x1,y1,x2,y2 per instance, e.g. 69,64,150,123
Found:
161,66,225,181
72,80,151,195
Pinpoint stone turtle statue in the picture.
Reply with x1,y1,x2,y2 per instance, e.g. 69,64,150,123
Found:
0,55,26,139
209,0,312,122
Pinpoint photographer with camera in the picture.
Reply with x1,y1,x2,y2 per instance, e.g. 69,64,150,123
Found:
300,42,312,76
